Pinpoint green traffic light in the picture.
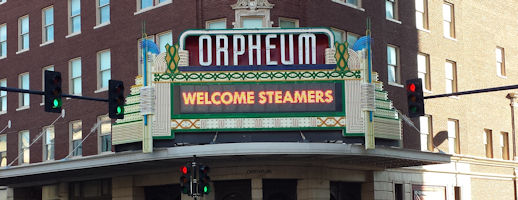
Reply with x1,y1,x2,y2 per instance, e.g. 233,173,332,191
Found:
203,185,209,193
52,99,61,108
116,106,122,114
409,106,417,113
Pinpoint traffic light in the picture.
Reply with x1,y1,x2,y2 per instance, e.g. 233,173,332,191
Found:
108,80,125,119
44,71,62,113
179,165,191,194
406,78,425,118
198,165,210,195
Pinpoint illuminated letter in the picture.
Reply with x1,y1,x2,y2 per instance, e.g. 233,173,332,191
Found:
307,90,316,103
248,34,261,65
221,92,233,105
294,91,307,103
233,91,247,104
233,35,245,65
298,34,317,64
216,35,229,66
211,92,221,105
266,91,275,104
196,92,204,105
274,91,283,104
258,91,267,104
324,90,334,103
280,34,294,65
247,91,255,104
199,35,212,66
315,90,324,103
283,91,293,104
265,34,278,65
204,92,212,105
182,92,197,105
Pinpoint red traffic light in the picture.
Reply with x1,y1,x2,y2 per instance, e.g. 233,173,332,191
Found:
407,83,416,92
180,166,188,174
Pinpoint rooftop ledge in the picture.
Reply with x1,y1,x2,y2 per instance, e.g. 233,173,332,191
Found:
0,143,450,186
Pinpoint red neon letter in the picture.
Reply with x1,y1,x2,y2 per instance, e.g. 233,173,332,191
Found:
182,92,197,105
221,92,233,105
211,92,221,105
324,90,334,103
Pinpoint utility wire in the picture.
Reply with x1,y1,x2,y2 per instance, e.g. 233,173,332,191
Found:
64,119,103,160
395,109,446,154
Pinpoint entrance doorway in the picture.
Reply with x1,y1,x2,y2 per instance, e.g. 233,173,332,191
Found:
144,184,181,200
215,179,251,200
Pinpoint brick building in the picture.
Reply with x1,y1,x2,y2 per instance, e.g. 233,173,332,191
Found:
0,0,512,200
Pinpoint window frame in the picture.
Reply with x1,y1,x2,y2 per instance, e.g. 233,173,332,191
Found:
0,78,6,113
0,134,6,167
419,115,433,151
68,0,81,35
97,50,111,91
19,130,30,164
331,0,363,10
278,17,299,28
96,0,110,26
98,115,112,153
18,15,30,52
41,6,54,44
415,0,429,30
0,23,6,58
240,16,266,29
18,72,29,109
387,44,400,84
386,0,398,21
41,66,54,104
442,2,455,38
445,60,457,94
136,0,171,13
70,120,82,157
156,31,172,54
484,129,493,158
496,47,505,77
448,119,460,154
206,18,227,29
417,53,431,91
501,132,509,160
42,125,55,161
69,58,82,95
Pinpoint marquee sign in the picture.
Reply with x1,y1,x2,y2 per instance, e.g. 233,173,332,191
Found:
172,81,344,116
178,28,335,71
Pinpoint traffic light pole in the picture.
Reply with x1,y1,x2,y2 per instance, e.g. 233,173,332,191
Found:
0,87,108,102
424,84,518,99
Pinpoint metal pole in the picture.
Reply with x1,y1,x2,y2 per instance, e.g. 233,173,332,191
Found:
0,87,108,102
425,84,518,99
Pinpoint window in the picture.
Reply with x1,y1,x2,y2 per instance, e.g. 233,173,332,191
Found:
333,0,361,8
445,60,457,93
387,45,400,84
69,179,111,200
241,17,264,28
279,18,299,28
418,53,431,91
70,121,82,157
330,28,358,45
69,0,81,34
19,73,29,108
0,0,5,4
484,129,493,158
386,0,398,20
43,126,54,161
206,19,227,29
0,79,6,113
394,183,403,200
501,132,509,160
18,15,29,52
416,0,428,29
41,66,54,104
98,116,112,153
156,31,172,54
42,185,59,200
454,186,461,200
419,115,433,151
98,50,111,90
496,47,505,77
19,130,29,164
0,24,6,58
70,58,82,95
138,0,169,11
448,119,459,154
97,0,110,25
443,2,455,38
42,6,54,44
0,134,6,167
